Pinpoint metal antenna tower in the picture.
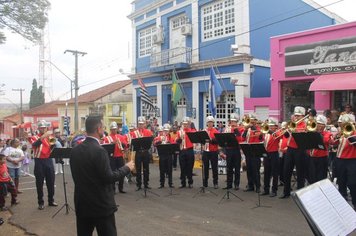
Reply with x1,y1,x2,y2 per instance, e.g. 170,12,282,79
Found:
38,22,53,102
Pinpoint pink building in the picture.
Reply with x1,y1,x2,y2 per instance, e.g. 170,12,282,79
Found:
246,21,356,121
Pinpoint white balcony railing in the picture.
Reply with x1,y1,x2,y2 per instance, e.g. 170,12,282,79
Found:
150,47,192,68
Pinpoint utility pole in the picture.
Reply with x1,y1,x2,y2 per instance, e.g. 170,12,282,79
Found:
64,50,87,131
12,88,25,138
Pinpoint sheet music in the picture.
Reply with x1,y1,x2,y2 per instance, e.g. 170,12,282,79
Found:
295,179,356,236
319,180,356,234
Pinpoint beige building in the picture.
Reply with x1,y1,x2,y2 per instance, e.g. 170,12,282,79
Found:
57,79,133,133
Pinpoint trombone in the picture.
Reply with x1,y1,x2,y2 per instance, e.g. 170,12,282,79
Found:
341,122,355,138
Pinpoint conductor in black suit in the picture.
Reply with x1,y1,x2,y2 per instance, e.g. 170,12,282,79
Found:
70,115,134,236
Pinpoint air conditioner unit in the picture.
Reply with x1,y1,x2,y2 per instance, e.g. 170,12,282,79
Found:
152,28,164,44
181,24,192,35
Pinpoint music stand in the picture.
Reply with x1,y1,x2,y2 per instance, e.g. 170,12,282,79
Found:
50,147,75,218
131,137,159,198
292,132,325,150
186,131,218,198
214,133,243,204
157,143,180,197
240,143,270,209
102,144,115,157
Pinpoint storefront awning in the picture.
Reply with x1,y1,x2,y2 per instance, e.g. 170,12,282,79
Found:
309,72,356,91
51,121,59,128
19,122,32,129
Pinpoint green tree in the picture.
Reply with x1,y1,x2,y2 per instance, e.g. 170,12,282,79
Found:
0,0,50,44
29,79,45,108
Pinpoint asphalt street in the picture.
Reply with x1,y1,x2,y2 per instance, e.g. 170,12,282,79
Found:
8,162,316,236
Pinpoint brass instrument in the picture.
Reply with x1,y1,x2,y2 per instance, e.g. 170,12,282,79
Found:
288,114,309,132
306,118,317,132
342,122,355,137
261,122,270,134
49,137,57,145
242,116,251,127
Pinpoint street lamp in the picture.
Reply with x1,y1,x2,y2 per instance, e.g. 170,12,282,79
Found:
40,59,74,99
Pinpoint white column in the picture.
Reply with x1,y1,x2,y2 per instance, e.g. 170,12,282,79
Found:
133,87,137,124
191,0,199,63
156,84,162,125
192,79,199,125
131,21,136,72
235,0,250,54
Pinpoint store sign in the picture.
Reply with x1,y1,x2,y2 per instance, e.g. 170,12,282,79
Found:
285,36,356,77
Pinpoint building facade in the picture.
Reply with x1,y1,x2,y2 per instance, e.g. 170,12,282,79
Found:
128,0,343,128
267,21,356,121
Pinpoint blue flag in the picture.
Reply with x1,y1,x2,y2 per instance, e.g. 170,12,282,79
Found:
208,67,223,117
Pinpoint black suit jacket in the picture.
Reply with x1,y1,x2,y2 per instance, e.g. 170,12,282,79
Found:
70,137,130,218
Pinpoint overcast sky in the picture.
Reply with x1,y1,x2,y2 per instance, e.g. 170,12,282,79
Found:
0,0,355,105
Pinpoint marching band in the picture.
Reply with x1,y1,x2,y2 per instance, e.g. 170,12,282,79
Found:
18,105,356,211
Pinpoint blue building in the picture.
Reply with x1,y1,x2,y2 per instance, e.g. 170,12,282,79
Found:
128,0,344,129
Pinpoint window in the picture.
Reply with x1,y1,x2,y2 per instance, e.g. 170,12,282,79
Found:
205,93,235,126
171,15,187,29
141,97,157,118
138,26,157,57
201,0,235,41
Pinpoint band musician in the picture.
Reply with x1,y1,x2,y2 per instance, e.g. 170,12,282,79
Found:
103,122,128,193
202,116,219,189
280,106,307,199
154,124,174,188
133,116,153,191
28,120,57,210
222,113,244,190
334,114,356,210
242,114,263,193
176,117,195,188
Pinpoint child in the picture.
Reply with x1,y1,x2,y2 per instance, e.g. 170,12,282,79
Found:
21,145,31,176
0,154,18,211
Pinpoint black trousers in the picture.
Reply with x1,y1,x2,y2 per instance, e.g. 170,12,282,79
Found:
308,156,328,184
159,154,173,186
135,150,150,187
76,213,117,236
225,148,242,188
279,153,286,184
245,154,261,190
34,158,55,205
179,148,194,186
263,151,279,193
172,152,179,169
202,151,218,186
336,158,356,206
110,157,125,191
283,147,306,195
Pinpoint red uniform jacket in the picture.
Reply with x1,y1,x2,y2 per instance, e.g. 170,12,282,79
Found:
287,122,306,149
309,131,332,158
204,127,219,152
178,128,194,150
103,133,127,158
29,134,51,158
264,131,282,153
336,131,356,159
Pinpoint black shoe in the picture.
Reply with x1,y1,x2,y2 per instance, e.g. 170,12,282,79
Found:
259,191,269,196
279,194,290,199
243,188,254,192
119,190,127,194
270,192,277,197
223,186,232,190
188,184,192,188
136,187,142,191
179,185,186,189
49,202,58,207
214,184,218,189
11,200,20,206
38,204,45,210
158,185,164,189
169,185,174,188
234,186,240,190
255,188,261,193
203,184,208,188
145,186,152,190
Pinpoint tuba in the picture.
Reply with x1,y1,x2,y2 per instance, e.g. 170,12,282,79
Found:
261,122,270,134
